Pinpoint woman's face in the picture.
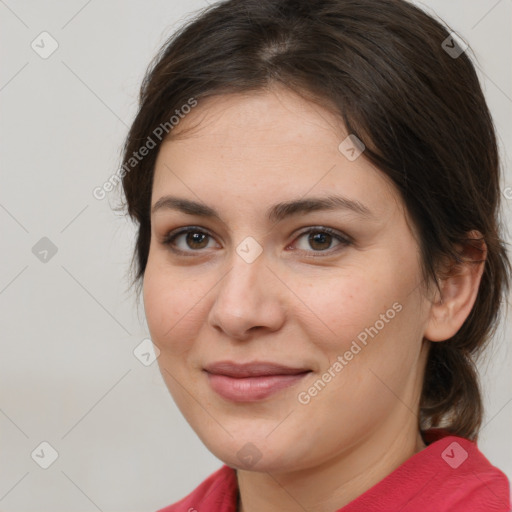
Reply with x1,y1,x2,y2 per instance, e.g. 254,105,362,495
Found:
144,86,433,472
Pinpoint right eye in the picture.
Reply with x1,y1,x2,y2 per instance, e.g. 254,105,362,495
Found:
161,227,219,255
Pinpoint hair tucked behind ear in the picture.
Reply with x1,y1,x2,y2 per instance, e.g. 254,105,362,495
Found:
422,342,483,436
119,0,511,440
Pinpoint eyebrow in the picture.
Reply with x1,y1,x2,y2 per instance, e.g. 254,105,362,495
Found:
151,194,374,223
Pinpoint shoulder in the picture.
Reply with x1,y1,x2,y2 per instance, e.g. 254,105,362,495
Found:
156,464,238,512
343,429,511,512
421,430,511,511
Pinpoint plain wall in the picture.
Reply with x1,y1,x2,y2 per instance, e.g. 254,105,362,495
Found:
1,0,511,510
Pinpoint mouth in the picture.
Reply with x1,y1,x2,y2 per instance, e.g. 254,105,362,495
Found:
203,361,312,402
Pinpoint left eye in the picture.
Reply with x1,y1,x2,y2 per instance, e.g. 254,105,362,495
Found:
292,228,351,254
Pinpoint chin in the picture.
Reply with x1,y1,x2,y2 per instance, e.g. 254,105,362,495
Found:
199,431,305,472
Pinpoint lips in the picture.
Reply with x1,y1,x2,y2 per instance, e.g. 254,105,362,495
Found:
203,361,312,402
203,361,311,377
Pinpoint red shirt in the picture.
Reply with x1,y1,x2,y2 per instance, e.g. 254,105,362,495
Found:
157,429,511,511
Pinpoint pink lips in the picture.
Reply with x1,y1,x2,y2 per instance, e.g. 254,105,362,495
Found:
203,361,311,402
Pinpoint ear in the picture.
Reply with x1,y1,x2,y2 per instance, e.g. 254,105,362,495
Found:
423,230,487,342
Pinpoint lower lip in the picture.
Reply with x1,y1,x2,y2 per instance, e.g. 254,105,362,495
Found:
205,371,311,402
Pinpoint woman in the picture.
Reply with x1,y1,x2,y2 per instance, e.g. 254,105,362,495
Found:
119,0,511,510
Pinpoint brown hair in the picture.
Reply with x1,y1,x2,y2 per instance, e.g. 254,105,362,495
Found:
119,0,511,440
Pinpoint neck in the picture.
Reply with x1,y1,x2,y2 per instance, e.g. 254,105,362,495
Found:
236,423,426,512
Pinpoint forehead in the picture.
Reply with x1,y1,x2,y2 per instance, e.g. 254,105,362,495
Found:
152,87,402,220
166,86,352,162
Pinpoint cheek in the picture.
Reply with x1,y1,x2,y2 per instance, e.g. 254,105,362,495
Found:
297,259,422,366
295,270,392,351
295,270,423,423
142,258,206,353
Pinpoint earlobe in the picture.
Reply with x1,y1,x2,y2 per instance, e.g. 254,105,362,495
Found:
423,231,487,343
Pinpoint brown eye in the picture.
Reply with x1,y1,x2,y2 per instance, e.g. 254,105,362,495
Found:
307,231,333,251
292,227,352,255
183,231,210,249
162,227,217,254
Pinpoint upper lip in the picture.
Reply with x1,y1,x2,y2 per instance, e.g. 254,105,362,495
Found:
203,361,311,378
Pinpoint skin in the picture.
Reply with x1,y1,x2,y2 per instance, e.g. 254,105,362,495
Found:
143,85,486,512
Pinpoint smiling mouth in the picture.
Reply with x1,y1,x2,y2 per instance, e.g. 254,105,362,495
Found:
203,361,312,402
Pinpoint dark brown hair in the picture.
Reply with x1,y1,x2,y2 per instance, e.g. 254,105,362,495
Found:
119,0,511,440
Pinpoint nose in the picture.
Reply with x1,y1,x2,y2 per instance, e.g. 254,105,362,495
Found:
207,247,286,341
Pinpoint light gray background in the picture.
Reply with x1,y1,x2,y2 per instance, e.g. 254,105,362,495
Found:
1,1,511,510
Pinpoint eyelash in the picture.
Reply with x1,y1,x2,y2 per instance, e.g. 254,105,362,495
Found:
160,226,352,258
